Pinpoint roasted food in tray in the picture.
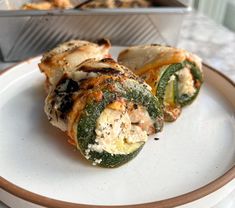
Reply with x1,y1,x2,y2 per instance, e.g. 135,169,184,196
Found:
77,0,152,9
22,0,152,10
22,0,74,9
39,41,164,168
118,45,203,121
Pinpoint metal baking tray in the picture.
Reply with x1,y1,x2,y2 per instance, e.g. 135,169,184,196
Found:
0,0,190,61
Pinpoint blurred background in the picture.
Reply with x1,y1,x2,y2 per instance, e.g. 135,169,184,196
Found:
182,0,235,32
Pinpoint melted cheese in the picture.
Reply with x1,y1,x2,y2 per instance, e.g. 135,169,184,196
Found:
135,52,185,76
118,45,186,75
141,65,168,95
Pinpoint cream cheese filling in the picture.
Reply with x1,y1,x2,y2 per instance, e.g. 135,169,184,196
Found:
94,108,148,155
176,67,196,97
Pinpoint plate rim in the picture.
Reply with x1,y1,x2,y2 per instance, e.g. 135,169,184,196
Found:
0,58,235,208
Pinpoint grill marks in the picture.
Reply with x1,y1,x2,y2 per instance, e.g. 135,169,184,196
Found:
77,58,145,84
96,38,111,47
50,59,128,121
52,78,80,119
79,66,121,75
58,95,74,119
39,39,111,91
55,78,80,94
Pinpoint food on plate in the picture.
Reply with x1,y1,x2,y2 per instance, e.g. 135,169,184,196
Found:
118,44,203,121
22,0,73,10
38,39,111,90
43,58,164,167
40,39,203,167
78,0,152,9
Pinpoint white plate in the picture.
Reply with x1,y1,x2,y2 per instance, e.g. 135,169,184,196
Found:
0,47,235,208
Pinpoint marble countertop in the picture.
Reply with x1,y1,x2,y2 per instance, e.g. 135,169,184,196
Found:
0,11,234,208
177,11,235,81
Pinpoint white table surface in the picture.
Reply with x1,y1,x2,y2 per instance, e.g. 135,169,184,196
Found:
0,11,234,208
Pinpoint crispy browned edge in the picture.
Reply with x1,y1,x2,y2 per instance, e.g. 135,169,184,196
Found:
0,61,235,208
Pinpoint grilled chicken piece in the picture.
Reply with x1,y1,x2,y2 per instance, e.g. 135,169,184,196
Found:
38,39,111,90
45,58,153,134
118,44,203,122
118,44,202,75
